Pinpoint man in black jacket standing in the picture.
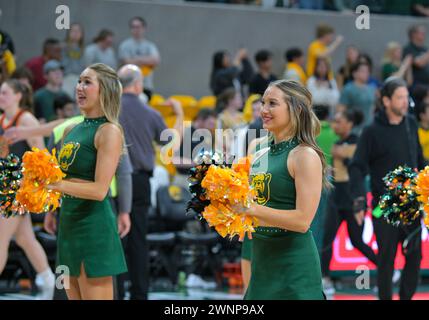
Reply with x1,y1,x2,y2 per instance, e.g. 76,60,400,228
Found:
349,77,426,300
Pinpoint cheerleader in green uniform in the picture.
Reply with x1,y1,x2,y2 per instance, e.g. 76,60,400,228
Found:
47,63,127,300
241,80,328,300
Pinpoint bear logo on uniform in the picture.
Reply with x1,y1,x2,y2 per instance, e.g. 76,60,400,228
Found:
250,173,272,206
58,142,80,171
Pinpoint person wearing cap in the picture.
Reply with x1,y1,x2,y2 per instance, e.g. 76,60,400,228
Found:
34,60,70,123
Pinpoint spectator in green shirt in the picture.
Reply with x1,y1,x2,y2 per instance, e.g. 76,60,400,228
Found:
311,104,338,253
34,60,69,123
381,42,413,86
315,105,338,166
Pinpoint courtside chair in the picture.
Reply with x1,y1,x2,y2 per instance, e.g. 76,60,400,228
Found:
155,185,221,286
146,206,177,289
2,241,36,295
146,184,193,288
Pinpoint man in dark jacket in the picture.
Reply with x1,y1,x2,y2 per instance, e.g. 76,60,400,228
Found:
349,77,426,300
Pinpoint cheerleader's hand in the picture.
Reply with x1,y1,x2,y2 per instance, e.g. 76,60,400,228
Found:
231,203,257,217
44,211,57,235
46,181,62,192
246,204,258,217
118,212,131,238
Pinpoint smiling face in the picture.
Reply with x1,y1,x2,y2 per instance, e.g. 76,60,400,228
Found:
260,86,290,135
76,68,101,113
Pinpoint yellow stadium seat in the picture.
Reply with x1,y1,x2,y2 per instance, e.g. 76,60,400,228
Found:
198,95,216,109
164,115,177,128
169,95,199,122
183,105,200,122
169,95,198,108
150,103,175,119
149,93,165,107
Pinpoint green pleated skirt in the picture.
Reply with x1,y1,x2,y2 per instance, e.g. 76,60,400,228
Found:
241,234,252,261
244,227,324,300
57,196,127,278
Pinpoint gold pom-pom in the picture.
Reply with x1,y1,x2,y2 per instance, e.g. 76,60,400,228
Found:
200,157,257,240
416,166,429,205
16,148,65,213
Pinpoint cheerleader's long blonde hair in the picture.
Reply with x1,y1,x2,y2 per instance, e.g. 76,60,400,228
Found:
87,63,125,147
267,80,330,189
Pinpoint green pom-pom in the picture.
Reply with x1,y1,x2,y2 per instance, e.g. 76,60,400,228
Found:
379,166,422,226
0,154,25,218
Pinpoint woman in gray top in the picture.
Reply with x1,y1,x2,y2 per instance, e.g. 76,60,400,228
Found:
84,30,118,71
62,23,85,76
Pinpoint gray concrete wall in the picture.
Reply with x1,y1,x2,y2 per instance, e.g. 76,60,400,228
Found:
0,0,428,97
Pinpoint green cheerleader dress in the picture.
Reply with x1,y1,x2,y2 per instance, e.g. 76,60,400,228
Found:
56,116,127,278
243,138,324,300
